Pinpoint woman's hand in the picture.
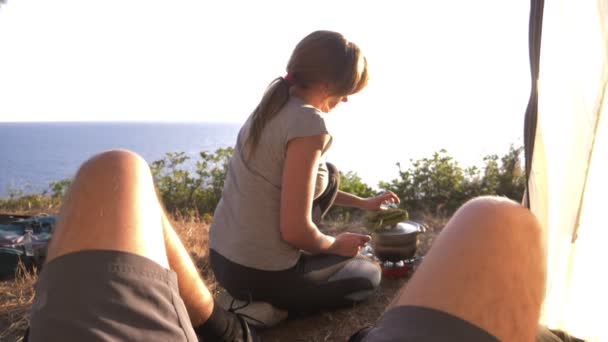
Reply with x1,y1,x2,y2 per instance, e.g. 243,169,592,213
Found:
328,232,371,257
362,191,401,211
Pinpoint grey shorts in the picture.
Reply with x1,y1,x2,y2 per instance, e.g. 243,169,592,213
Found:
27,250,497,342
350,306,498,342
28,250,198,342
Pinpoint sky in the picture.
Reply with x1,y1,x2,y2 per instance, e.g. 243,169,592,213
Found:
0,0,532,186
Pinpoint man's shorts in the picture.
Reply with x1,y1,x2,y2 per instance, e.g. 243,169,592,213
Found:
350,306,499,342
28,250,198,342
28,250,497,342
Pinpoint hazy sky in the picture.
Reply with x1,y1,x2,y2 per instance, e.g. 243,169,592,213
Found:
0,0,532,184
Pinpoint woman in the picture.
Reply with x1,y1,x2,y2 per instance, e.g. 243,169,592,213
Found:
209,30,399,325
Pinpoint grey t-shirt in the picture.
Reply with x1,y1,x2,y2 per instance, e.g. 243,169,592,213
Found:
209,96,332,271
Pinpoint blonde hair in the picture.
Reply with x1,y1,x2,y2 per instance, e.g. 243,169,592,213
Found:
245,30,369,156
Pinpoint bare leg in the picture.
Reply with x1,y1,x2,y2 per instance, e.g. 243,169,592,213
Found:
46,150,168,267
162,211,213,326
391,196,546,342
46,150,213,326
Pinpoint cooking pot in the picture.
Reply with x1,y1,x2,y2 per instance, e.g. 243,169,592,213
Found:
372,221,425,261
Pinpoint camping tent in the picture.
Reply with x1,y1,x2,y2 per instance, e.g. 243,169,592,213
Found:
525,0,607,341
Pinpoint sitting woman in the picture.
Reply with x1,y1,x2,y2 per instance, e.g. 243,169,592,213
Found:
208,30,399,326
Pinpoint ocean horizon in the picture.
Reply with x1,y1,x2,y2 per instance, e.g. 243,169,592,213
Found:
1,121,521,200
0,121,240,198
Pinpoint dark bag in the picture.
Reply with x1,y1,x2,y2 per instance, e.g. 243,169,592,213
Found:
0,214,55,280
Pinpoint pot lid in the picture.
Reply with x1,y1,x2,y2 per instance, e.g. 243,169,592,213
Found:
376,221,421,236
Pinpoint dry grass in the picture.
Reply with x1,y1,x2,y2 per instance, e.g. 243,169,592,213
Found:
0,264,37,342
0,213,447,342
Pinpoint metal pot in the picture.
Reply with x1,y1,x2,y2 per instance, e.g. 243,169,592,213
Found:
372,221,425,261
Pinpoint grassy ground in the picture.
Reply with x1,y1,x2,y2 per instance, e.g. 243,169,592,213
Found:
0,211,445,342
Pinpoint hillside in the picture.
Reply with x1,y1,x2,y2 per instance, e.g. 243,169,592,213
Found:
0,213,443,342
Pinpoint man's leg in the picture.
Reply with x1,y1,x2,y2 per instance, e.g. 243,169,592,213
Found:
161,208,255,341
357,196,546,342
162,210,213,326
30,150,198,341
33,150,250,341
46,149,216,322
45,149,170,268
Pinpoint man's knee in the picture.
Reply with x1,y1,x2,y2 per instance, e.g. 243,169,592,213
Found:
81,149,151,178
71,150,155,193
47,150,166,264
456,196,542,236
443,196,545,277
463,195,522,211
63,149,159,217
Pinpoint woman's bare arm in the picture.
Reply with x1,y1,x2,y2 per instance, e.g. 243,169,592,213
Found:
280,134,335,254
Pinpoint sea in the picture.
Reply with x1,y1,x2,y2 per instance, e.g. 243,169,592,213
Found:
0,121,521,200
0,122,240,198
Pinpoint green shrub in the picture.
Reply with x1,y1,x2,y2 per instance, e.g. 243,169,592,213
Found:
47,179,72,199
380,145,525,217
326,171,379,223
0,180,69,213
339,171,376,199
1,146,524,220
151,147,233,215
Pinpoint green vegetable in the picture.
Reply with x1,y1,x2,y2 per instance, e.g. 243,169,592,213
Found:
364,208,409,232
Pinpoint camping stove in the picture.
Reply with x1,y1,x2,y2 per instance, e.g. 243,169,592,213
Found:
380,258,422,278
361,246,423,278
361,220,426,278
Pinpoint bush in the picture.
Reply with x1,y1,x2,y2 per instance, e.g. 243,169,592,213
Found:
151,148,233,215
0,180,70,213
1,146,525,220
47,179,72,199
326,171,379,223
380,145,525,217
339,171,376,199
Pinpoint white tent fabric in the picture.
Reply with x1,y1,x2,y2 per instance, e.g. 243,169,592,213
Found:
528,0,607,341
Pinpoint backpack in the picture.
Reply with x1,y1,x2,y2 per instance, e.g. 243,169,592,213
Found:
0,214,55,280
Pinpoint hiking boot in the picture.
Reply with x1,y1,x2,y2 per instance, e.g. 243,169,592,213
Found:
218,291,288,329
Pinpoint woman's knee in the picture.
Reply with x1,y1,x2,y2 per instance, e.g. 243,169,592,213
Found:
328,256,381,290
337,257,381,302
325,162,339,175
325,162,340,186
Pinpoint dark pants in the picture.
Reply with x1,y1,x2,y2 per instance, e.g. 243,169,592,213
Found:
210,250,380,314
